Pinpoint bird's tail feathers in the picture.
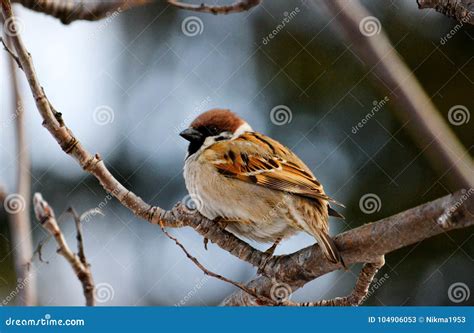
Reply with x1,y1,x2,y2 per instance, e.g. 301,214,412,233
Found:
328,205,345,219
315,232,346,269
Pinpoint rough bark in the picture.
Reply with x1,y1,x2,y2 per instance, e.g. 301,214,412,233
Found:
417,0,474,25
167,0,261,14
33,193,95,306
223,189,474,305
2,0,473,307
12,0,150,24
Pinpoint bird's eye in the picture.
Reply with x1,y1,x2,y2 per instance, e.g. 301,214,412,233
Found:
214,135,226,141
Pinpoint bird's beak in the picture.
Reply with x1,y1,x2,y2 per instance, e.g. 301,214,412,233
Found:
179,128,203,142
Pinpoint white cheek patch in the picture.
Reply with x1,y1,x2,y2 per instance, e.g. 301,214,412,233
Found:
203,136,216,147
201,133,231,150
233,122,253,137
195,122,253,154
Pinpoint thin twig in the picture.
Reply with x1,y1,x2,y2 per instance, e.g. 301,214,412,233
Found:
12,0,151,24
2,0,474,307
0,37,21,69
159,222,275,305
30,209,76,265
67,207,87,265
223,190,474,305
168,0,261,14
287,256,385,306
33,193,95,306
31,235,50,264
1,0,266,273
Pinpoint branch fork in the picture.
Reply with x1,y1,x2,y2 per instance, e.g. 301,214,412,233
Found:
1,0,473,306
33,193,96,306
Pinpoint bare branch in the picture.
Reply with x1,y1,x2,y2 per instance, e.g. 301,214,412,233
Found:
2,0,474,306
160,222,276,305
33,193,95,306
161,204,269,266
161,221,385,306
3,30,36,305
4,0,272,262
67,207,87,265
31,235,51,264
11,0,151,24
223,189,474,305
168,0,261,14
323,0,474,190
0,37,21,69
286,257,385,306
1,0,179,229
417,0,474,25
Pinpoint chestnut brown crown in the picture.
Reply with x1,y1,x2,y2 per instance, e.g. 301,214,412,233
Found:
190,109,245,134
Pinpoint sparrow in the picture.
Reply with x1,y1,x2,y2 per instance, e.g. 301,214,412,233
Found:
180,109,345,266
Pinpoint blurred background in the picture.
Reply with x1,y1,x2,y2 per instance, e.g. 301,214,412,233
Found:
0,0,473,306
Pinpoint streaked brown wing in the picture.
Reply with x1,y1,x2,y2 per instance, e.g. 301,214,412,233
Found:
204,132,342,205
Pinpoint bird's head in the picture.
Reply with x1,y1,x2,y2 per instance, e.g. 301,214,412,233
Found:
180,109,252,156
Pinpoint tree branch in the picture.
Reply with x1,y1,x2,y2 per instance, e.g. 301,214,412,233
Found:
2,0,474,307
1,36,21,69
223,189,474,305
67,207,87,265
11,0,151,24
417,0,474,25
33,193,95,306
285,257,385,306
160,222,278,305
2,0,269,272
323,0,474,190
167,0,261,14
162,220,387,306
3,30,36,305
